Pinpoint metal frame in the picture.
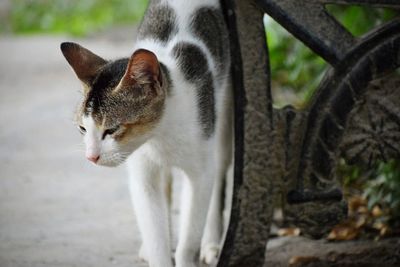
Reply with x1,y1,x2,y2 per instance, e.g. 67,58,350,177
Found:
217,0,400,266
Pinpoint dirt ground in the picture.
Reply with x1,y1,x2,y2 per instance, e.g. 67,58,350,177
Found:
0,30,399,267
266,236,400,267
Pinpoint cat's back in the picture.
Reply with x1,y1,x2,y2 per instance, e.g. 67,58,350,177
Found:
135,0,230,140
136,0,229,78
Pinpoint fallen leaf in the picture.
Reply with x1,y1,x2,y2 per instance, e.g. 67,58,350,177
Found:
277,227,301,237
355,215,367,229
327,224,359,241
289,256,320,266
373,221,384,230
380,225,390,236
349,196,367,214
357,206,369,214
372,205,383,217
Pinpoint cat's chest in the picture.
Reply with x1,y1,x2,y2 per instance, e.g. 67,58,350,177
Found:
140,134,205,171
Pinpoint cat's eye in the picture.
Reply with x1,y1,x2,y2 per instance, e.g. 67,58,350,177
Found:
78,125,86,134
102,125,120,139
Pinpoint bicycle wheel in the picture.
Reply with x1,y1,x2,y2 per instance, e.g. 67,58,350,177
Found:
284,19,400,237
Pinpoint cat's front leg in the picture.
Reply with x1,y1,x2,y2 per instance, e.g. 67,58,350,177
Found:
175,170,214,267
127,151,173,267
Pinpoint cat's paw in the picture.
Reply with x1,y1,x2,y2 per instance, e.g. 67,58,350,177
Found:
200,243,220,265
138,244,148,262
175,250,199,267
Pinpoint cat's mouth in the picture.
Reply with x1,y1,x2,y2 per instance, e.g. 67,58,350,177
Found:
95,152,130,167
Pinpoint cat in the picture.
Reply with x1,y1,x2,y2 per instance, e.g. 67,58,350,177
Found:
60,0,232,266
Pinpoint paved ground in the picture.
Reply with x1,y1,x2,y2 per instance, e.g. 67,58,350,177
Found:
0,32,149,267
1,32,399,267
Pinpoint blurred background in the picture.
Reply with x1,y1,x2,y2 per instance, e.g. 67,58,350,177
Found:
1,0,397,103
0,0,399,266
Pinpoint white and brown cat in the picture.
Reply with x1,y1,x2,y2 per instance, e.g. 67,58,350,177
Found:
61,0,232,266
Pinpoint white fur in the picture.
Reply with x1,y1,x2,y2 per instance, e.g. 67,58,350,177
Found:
82,116,100,160
80,0,232,266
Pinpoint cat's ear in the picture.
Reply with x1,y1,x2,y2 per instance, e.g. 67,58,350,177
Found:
117,49,162,92
60,42,107,86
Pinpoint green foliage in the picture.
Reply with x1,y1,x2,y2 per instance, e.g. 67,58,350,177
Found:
326,5,397,37
265,17,326,106
364,160,400,220
11,0,148,36
337,159,366,188
338,159,400,228
265,5,397,106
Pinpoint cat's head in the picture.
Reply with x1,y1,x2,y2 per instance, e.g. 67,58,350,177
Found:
61,42,166,167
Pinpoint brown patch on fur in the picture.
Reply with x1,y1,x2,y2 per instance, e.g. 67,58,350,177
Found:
115,119,158,144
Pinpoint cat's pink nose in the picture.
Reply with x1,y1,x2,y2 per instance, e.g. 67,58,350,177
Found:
87,155,100,164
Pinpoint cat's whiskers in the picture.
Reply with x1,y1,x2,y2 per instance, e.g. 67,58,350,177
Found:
113,151,130,165
98,150,130,166
116,154,130,164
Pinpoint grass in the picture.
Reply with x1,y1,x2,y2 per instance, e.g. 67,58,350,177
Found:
10,0,148,36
